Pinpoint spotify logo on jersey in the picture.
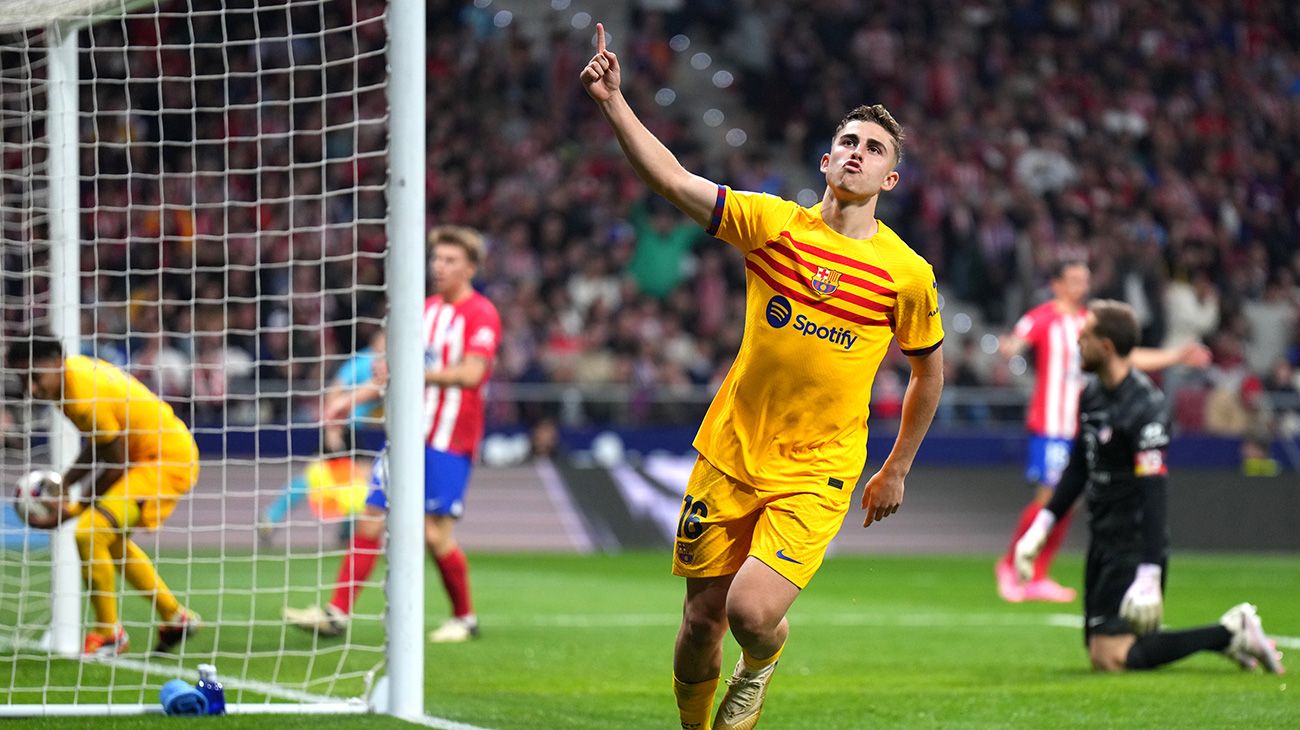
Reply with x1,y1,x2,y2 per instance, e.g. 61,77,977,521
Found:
764,294,858,351
766,295,793,328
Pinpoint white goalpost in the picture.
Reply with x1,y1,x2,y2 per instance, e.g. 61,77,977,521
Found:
1,0,426,718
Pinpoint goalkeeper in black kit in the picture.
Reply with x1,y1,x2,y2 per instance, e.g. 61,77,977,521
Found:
1015,300,1284,674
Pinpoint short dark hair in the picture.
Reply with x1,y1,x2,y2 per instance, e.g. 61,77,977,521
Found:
1050,258,1089,280
833,104,904,165
4,328,64,371
1088,300,1139,356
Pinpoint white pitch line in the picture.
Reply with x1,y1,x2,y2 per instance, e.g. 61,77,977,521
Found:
487,611,1300,650
484,611,1086,629
400,713,499,730
94,654,363,706
87,654,496,730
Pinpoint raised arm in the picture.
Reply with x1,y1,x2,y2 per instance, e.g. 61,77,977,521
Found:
580,23,718,226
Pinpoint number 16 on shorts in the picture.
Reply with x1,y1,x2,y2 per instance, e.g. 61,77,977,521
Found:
675,494,708,564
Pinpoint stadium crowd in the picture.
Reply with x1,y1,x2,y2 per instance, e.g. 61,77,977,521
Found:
29,0,1300,441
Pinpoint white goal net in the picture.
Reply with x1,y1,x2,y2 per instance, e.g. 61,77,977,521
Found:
1,0,406,715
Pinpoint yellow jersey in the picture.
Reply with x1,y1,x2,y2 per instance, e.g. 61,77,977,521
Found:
60,355,196,461
695,186,944,489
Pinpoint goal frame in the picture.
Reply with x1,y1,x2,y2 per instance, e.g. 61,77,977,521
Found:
0,0,427,718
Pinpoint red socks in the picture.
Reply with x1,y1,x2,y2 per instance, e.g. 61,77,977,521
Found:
330,533,382,614
435,547,474,618
327,537,474,618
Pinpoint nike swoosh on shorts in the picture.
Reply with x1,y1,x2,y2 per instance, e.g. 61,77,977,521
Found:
775,549,802,564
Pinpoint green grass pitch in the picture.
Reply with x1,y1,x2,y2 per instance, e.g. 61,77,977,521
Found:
3,551,1296,728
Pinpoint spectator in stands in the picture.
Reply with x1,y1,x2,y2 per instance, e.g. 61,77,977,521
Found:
47,0,1300,437
1243,277,1299,376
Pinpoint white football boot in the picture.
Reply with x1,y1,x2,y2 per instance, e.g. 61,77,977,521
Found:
283,603,349,637
429,616,480,643
1220,602,1285,674
713,656,778,730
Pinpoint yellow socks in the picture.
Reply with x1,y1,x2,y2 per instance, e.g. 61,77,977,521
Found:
75,506,182,636
741,643,783,672
115,537,180,620
674,674,720,730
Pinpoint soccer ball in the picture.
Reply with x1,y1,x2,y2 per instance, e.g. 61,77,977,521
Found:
13,469,62,526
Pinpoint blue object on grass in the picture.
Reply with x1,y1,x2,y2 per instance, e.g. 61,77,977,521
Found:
160,678,208,716
196,663,227,715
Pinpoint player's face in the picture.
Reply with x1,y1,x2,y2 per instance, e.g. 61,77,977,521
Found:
1053,264,1090,306
820,120,899,199
432,242,476,298
24,358,62,401
1077,313,1106,373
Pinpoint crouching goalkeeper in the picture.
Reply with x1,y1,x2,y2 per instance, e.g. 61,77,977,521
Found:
1015,301,1283,674
7,329,201,656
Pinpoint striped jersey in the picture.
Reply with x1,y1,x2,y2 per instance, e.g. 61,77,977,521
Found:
422,292,500,458
696,186,945,489
1012,301,1086,438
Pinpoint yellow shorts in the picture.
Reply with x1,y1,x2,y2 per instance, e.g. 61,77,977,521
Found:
671,456,851,589
94,446,200,531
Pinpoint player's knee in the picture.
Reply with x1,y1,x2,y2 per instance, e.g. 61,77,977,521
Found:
73,509,114,556
1088,644,1127,672
355,513,385,540
681,601,727,644
73,522,94,558
724,596,780,643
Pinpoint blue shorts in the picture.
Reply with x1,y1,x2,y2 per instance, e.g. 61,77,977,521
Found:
364,445,472,517
1025,436,1072,488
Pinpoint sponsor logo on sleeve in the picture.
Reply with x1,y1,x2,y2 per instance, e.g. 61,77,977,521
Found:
1137,422,1169,450
1134,449,1167,477
470,326,496,349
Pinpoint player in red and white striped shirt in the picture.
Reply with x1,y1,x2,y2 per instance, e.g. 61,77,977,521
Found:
286,225,501,643
995,260,1089,603
995,260,1210,603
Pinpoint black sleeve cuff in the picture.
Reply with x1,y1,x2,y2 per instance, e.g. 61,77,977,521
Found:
901,338,944,357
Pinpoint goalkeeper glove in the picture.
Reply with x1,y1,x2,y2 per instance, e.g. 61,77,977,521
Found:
1119,563,1163,635
1013,510,1055,582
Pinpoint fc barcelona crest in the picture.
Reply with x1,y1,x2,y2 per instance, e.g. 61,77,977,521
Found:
811,266,841,295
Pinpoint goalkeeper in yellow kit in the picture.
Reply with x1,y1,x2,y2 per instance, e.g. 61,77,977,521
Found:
583,24,945,730
7,329,201,656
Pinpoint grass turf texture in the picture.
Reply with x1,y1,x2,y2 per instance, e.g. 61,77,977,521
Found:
2,551,1296,728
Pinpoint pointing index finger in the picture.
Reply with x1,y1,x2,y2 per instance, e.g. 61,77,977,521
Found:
596,22,605,54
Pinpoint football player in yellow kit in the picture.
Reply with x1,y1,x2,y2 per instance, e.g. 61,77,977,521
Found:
9,330,201,656
583,23,944,730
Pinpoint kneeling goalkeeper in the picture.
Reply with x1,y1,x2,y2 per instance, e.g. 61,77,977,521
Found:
8,329,201,656
1015,301,1283,674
